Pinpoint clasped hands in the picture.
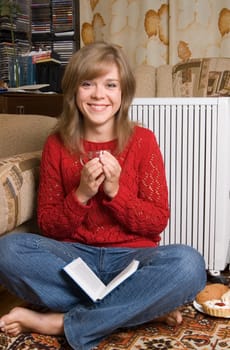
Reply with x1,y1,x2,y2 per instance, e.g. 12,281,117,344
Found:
76,151,121,205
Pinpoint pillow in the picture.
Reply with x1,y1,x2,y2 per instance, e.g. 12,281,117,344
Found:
156,64,174,97
0,151,42,236
134,65,156,97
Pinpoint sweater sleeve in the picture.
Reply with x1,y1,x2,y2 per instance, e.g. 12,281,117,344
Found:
37,135,91,240
103,128,170,237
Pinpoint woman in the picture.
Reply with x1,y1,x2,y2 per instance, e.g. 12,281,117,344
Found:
0,42,206,350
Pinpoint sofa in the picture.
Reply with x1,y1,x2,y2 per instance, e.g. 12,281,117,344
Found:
134,57,230,98
0,113,57,237
0,114,57,295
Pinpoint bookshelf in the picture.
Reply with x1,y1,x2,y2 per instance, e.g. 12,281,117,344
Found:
0,0,31,83
0,0,80,90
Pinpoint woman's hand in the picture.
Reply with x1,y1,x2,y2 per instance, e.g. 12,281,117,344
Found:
75,151,121,204
75,157,105,204
99,151,121,199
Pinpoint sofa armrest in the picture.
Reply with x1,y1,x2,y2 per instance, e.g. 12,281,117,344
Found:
0,114,57,158
0,151,41,236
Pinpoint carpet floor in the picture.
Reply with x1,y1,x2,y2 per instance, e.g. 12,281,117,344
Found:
0,302,230,350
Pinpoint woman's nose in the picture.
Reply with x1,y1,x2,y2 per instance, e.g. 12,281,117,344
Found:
92,84,104,98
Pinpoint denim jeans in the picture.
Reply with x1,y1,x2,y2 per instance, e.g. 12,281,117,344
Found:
0,233,206,350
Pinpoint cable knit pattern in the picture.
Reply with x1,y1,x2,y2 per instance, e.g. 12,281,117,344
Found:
38,126,169,247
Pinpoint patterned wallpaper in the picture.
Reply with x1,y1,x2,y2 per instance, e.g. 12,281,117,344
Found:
79,0,230,68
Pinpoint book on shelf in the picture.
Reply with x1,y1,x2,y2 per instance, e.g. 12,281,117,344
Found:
63,257,140,302
31,51,52,63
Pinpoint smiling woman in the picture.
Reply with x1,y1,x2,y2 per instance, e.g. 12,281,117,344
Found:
57,41,136,155
0,42,207,350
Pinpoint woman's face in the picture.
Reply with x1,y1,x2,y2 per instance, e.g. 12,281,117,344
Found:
76,63,121,132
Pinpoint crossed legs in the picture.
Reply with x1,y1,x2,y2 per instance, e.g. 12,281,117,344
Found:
0,233,206,349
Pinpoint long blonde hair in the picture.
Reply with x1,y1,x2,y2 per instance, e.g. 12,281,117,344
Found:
55,41,136,154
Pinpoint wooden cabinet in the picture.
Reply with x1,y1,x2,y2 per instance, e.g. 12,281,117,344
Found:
0,93,63,117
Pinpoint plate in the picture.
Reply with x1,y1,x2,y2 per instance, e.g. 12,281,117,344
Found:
193,300,230,318
193,300,205,314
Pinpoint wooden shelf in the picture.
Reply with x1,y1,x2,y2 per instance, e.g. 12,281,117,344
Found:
0,92,63,117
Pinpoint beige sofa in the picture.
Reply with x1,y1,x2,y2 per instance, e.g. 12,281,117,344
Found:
0,113,56,295
0,114,57,237
134,57,230,98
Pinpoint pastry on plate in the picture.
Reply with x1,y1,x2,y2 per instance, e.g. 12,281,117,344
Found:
195,283,230,317
202,299,230,317
195,283,229,304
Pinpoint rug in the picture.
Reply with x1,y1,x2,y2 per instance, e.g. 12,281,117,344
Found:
0,303,230,350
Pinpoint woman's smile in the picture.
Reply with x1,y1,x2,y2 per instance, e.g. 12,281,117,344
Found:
87,103,111,112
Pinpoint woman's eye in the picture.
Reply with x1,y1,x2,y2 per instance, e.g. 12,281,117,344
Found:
80,81,92,87
107,82,118,89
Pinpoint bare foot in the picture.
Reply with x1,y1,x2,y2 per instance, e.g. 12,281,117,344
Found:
155,309,183,326
0,306,64,337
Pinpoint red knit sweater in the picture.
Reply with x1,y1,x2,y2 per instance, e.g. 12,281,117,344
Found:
38,126,169,247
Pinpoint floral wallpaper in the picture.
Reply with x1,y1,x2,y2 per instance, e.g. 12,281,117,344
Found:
79,0,230,68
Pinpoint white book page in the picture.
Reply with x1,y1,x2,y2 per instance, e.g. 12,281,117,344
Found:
99,259,140,299
64,258,105,301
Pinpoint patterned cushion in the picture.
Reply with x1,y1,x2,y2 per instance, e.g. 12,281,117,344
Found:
172,57,230,97
0,151,41,236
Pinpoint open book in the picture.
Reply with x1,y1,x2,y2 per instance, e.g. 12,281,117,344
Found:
63,257,139,302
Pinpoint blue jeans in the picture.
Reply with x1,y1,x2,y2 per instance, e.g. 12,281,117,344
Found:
0,233,206,350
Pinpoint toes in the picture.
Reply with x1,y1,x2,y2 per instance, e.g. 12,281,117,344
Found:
7,328,21,337
166,311,183,326
3,322,22,335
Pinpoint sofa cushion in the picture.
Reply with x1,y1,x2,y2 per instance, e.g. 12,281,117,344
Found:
0,151,41,236
172,58,230,97
156,64,174,97
134,65,156,97
0,114,57,158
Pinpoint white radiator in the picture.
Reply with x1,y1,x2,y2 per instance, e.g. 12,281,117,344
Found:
130,97,230,273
